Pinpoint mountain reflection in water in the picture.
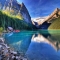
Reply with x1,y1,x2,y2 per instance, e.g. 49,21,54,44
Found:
26,33,60,60
5,31,60,60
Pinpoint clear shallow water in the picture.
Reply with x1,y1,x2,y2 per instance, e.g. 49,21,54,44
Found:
4,30,60,60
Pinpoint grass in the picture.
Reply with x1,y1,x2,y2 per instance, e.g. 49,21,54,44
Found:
48,17,60,29
0,27,3,36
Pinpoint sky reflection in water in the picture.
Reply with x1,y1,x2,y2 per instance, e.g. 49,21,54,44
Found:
5,31,60,60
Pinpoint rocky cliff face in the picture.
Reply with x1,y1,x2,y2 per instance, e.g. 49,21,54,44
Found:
0,0,31,24
20,3,31,24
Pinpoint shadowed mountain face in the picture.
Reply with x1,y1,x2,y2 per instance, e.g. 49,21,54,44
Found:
0,0,31,24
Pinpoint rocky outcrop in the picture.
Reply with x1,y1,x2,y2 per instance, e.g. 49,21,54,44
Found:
0,0,31,24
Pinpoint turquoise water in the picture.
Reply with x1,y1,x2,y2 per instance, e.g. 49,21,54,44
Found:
5,30,60,60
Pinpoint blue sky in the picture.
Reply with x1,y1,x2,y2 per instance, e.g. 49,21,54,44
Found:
17,0,60,18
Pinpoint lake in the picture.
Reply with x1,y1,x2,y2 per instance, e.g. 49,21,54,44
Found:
4,30,60,60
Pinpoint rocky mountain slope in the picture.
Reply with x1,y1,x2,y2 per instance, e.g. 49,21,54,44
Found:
48,8,60,29
32,8,60,26
0,0,31,24
32,8,60,29
48,17,60,29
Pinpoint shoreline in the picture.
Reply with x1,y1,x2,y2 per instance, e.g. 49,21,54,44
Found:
0,35,28,60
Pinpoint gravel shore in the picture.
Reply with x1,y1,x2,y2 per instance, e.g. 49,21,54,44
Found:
0,37,28,60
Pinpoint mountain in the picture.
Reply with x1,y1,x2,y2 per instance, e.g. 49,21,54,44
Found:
31,16,51,29
48,8,60,29
0,0,31,24
31,8,60,29
31,16,48,25
0,11,32,30
20,3,32,24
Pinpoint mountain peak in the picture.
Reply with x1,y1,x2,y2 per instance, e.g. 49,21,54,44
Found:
32,8,60,28
0,0,32,24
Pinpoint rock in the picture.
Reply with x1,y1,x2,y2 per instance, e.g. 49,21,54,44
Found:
0,0,6,9
20,3,31,24
0,37,28,60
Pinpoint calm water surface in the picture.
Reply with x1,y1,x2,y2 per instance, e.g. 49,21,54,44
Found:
5,30,60,60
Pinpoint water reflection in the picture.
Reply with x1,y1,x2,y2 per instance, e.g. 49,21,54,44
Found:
4,31,60,60
5,31,33,54
26,33,60,60
31,33,60,51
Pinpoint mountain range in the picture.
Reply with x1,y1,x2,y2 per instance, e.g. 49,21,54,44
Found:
32,8,60,29
0,0,60,30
